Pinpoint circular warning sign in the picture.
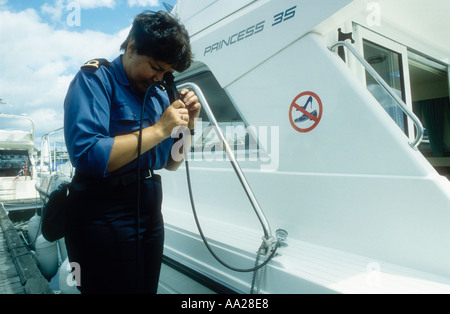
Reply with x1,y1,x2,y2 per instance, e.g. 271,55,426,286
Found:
289,91,323,133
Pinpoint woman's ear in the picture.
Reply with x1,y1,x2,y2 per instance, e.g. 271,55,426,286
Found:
126,38,137,56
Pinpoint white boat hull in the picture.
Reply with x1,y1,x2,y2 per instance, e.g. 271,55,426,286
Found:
161,0,450,293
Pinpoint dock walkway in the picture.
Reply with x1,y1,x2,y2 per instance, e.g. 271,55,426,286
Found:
0,203,53,294
0,224,24,294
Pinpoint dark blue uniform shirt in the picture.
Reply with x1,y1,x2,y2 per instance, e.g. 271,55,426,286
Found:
64,56,174,178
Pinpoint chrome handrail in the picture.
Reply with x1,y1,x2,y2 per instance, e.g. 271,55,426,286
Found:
0,113,35,139
39,127,64,176
329,41,424,149
177,82,273,241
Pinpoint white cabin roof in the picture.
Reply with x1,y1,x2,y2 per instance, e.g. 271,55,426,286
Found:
358,0,450,63
173,0,256,36
173,0,450,64
0,130,34,150
0,114,35,150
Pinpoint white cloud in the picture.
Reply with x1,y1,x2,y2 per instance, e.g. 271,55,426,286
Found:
75,0,116,9
0,9,128,144
41,0,66,24
41,0,117,25
128,0,160,8
43,0,116,12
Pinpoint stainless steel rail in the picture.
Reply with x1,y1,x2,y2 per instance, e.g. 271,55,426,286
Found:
177,82,273,241
39,127,64,177
329,41,424,149
0,113,35,139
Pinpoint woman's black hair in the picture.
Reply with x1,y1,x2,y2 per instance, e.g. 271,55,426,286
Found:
120,10,192,72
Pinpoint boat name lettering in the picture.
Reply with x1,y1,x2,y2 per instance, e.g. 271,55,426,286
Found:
203,20,265,56
204,5,297,56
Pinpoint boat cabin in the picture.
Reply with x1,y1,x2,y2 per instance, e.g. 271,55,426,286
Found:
160,0,450,293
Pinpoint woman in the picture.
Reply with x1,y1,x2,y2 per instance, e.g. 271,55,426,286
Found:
63,10,200,294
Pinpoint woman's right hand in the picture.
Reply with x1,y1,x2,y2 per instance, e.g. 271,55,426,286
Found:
156,100,189,138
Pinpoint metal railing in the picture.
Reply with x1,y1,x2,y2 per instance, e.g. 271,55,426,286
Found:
0,113,35,136
177,82,273,241
39,127,65,176
329,41,424,149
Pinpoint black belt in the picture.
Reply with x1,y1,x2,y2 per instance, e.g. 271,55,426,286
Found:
105,169,155,187
73,169,155,190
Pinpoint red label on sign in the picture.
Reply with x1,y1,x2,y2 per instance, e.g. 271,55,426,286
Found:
289,91,323,133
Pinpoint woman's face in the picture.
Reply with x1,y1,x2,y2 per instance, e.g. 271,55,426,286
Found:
122,38,174,95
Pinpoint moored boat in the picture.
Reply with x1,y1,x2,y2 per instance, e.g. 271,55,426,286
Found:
0,113,41,213
160,0,450,294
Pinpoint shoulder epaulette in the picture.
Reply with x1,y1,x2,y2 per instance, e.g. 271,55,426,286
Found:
81,58,110,72
156,83,166,92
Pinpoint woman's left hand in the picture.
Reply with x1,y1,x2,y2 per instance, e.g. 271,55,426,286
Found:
180,89,201,130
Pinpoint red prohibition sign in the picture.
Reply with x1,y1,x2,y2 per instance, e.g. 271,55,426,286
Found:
289,91,323,133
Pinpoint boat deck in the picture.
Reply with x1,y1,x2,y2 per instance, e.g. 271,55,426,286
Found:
1,202,218,295
0,203,53,294
158,261,217,294
0,224,24,294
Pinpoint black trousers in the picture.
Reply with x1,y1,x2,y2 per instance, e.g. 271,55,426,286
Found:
65,173,164,294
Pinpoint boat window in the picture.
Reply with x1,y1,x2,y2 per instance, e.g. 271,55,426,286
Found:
0,150,30,177
363,39,408,134
409,51,450,162
176,70,257,159
356,24,449,178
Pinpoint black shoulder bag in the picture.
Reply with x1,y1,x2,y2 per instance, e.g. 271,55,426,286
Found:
41,182,71,242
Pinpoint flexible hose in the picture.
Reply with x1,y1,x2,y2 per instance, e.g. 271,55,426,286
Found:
139,82,279,285
182,135,280,273
136,82,163,293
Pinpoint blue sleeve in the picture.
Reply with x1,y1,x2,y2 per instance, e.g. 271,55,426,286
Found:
64,71,115,178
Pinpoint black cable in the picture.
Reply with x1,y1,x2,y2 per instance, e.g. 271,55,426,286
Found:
183,149,279,273
136,82,162,293
138,79,278,292
164,75,280,273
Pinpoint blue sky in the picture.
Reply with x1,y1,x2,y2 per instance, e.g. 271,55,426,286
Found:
0,0,177,145
4,0,178,33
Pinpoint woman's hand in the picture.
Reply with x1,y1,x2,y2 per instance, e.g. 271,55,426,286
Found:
179,89,201,130
155,99,189,138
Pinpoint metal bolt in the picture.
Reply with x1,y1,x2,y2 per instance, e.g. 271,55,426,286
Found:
276,229,288,242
